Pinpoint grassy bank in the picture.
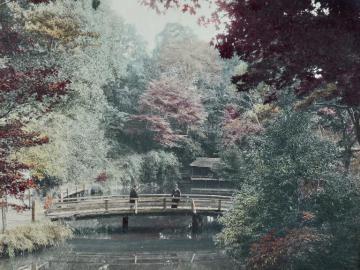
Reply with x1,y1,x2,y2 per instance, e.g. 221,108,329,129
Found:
0,222,73,257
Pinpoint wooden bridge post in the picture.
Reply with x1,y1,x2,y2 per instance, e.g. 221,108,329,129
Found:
31,200,35,223
122,216,128,231
192,214,203,233
28,189,31,208
191,199,197,214
163,198,166,209
218,199,222,211
104,199,109,212
134,199,138,214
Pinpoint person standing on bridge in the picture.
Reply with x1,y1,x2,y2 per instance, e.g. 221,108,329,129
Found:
171,184,181,208
129,185,138,209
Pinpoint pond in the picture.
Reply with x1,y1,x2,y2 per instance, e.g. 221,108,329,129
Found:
0,216,238,270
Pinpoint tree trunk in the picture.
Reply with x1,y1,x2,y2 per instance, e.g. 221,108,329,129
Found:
347,108,360,146
1,196,6,233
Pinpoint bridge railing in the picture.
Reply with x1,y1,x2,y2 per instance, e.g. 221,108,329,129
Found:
57,193,232,203
46,250,229,266
46,194,233,219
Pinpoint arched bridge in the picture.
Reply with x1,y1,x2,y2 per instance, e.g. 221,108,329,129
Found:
46,194,233,222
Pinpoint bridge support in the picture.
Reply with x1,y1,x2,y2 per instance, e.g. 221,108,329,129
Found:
122,216,129,232
192,214,204,233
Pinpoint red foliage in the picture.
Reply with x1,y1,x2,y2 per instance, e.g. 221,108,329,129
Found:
95,171,108,183
222,105,263,146
0,65,68,202
224,104,240,120
0,29,24,55
248,228,323,270
141,0,200,14
0,1,69,207
146,0,360,107
0,121,48,199
317,107,336,117
127,77,205,147
213,0,360,107
139,77,206,127
0,67,69,117
127,115,181,147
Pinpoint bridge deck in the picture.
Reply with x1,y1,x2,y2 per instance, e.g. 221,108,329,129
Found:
46,194,233,220
18,250,233,269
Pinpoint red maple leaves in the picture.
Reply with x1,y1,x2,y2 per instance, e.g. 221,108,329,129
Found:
95,171,108,183
0,1,70,205
248,228,323,270
126,77,206,147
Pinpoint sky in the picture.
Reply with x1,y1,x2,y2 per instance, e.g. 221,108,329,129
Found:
109,0,218,51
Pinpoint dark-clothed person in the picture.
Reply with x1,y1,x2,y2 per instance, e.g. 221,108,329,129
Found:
171,184,181,208
129,185,138,204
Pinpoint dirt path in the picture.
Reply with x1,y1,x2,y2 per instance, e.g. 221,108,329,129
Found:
3,198,48,231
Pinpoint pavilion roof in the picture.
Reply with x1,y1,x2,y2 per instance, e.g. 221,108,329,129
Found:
190,157,221,169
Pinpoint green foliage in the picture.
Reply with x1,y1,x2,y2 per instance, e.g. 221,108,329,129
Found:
141,151,181,191
218,185,261,258
218,111,360,270
37,174,63,196
107,154,144,186
106,151,181,192
217,147,257,187
172,136,204,168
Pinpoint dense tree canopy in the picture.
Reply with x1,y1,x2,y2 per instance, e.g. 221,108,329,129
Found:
0,0,70,206
1,2,359,268
218,111,360,269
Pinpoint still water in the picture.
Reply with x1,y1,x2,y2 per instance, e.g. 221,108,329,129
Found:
0,216,238,270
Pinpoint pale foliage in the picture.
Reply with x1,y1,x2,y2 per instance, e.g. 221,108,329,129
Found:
18,0,147,184
0,222,72,257
156,36,223,84
25,10,98,45
106,154,144,187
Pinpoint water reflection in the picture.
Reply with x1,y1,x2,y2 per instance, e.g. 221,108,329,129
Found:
0,217,237,270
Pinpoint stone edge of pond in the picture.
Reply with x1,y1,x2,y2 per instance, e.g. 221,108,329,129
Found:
0,222,73,258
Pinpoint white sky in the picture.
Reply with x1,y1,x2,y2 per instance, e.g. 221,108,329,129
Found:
109,0,218,51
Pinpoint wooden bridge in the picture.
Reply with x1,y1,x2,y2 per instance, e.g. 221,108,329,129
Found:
46,194,233,231
17,250,233,270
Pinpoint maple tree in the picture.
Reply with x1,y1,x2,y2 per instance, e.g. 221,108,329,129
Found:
126,114,180,147
144,1,360,162
127,76,206,147
0,1,69,216
221,104,263,146
0,122,48,200
140,77,206,127
247,227,324,270
224,0,360,157
144,0,360,105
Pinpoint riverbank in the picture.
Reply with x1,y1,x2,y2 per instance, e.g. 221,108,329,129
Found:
0,222,73,257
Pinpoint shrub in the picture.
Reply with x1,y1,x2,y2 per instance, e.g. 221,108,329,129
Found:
0,222,73,257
